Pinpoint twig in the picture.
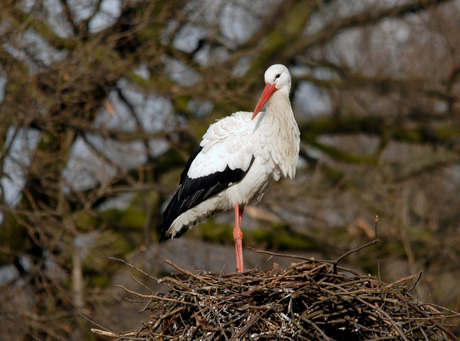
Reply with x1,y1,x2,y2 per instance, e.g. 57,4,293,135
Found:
384,271,423,290
425,303,460,317
232,312,261,340
116,284,195,305
130,274,154,294
406,301,460,341
104,256,158,280
374,215,379,238
248,247,363,277
300,317,332,341
289,297,324,340
247,246,326,262
355,297,410,341
332,215,380,273
407,271,423,293
163,259,215,286
80,313,121,338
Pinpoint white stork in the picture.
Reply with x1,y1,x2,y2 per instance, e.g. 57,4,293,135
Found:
159,64,300,272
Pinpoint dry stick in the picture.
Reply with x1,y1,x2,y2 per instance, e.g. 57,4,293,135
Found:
130,274,155,294
319,279,412,339
399,290,413,337
80,313,124,339
406,301,460,341
128,275,155,312
90,329,146,340
247,246,327,263
407,271,423,293
116,284,195,305
209,302,230,341
104,256,157,280
163,259,201,278
420,326,430,341
190,295,220,333
383,271,423,291
163,259,216,286
333,215,380,274
149,306,188,335
232,312,262,340
247,247,363,277
300,317,333,341
288,296,329,340
355,296,410,341
425,303,460,317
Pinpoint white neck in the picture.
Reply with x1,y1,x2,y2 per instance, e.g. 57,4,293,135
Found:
256,89,300,179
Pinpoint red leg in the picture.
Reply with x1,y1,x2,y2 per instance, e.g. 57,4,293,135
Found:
233,204,244,272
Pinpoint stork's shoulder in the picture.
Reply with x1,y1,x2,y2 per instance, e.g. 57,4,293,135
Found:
187,111,255,179
201,111,254,147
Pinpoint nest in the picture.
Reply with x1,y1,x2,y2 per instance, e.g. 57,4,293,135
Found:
90,253,460,340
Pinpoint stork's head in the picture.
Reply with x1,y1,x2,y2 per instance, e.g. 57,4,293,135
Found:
252,64,291,120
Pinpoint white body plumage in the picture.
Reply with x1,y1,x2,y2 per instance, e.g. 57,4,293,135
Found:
160,64,300,242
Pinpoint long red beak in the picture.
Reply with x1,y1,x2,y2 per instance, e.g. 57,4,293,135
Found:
252,83,277,120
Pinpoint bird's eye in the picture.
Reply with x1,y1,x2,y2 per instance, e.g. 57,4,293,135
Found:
275,74,281,79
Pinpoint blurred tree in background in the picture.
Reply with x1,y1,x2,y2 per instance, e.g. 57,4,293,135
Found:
0,0,459,339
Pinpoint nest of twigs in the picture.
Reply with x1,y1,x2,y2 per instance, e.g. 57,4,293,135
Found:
91,253,459,341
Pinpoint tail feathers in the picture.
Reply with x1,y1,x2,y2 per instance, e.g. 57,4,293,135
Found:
159,193,188,242
158,194,219,242
159,224,189,243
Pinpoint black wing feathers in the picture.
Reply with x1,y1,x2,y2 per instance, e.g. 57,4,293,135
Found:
179,146,202,184
159,146,255,242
